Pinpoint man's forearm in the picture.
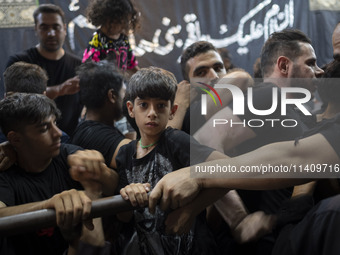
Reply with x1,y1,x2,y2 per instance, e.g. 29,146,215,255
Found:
0,200,46,217
100,169,118,196
184,188,229,215
198,135,335,189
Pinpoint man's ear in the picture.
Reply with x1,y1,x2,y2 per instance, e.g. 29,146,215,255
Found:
277,56,290,76
7,131,21,149
169,104,178,120
108,89,116,104
126,100,135,118
63,24,67,36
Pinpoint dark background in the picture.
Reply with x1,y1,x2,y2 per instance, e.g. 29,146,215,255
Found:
1,0,340,97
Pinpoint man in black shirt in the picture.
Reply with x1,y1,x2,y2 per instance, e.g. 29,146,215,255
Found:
5,4,82,135
71,61,131,170
0,93,117,255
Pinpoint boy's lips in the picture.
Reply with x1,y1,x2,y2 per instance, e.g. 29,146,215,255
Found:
146,122,158,127
52,140,61,149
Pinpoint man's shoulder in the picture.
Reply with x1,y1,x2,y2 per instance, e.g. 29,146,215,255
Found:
58,143,83,159
74,120,123,138
63,51,81,63
250,82,278,95
6,47,38,67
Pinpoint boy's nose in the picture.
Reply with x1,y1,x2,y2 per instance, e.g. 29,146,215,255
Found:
148,105,157,118
52,123,62,138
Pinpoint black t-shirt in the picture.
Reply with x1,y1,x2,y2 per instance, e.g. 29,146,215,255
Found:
0,144,83,255
230,83,307,214
71,120,126,167
115,127,216,255
6,47,83,135
299,113,340,158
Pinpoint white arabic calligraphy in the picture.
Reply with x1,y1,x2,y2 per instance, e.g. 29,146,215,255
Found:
66,0,294,57
130,0,294,57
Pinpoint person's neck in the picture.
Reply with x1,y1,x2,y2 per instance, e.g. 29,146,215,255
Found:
36,44,65,60
320,103,340,120
263,75,288,88
138,133,161,148
17,154,52,173
136,133,161,159
85,110,114,126
100,29,121,40
263,76,296,98
108,33,121,40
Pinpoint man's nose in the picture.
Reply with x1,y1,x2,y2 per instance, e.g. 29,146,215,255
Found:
207,68,219,80
47,29,56,36
315,65,324,78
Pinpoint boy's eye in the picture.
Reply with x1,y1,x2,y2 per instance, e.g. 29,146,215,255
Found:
139,102,147,108
158,103,166,109
40,125,48,133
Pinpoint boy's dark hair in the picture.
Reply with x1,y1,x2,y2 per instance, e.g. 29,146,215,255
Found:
261,29,312,77
86,0,140,31
318,60,340,104
3,62,48,95
180,41,217,81
126,66,177,105
33,4,65,24
77,61,124,109
0,93,61,136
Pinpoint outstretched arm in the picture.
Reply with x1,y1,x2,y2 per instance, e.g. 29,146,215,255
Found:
150,133,338,212
46,76,80,100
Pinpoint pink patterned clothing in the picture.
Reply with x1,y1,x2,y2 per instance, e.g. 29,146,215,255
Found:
82,30,138,71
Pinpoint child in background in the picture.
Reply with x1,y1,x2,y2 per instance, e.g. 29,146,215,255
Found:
115,67,226,255
83,0,139,74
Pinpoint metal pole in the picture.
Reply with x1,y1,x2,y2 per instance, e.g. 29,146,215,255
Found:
0,195,137,237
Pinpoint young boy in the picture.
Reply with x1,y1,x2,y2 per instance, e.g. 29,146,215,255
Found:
116,67,226,255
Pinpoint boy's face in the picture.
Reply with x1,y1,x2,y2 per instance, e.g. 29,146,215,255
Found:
9,115,62,161
127,97,177,138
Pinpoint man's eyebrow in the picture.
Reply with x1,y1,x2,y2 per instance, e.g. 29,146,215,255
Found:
213,62,224,67
193,65,208,75
193,61,224,75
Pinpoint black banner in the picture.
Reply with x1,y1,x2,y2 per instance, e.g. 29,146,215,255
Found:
1,0,340,96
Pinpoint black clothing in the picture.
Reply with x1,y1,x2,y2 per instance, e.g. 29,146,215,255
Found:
116,127,217,255
6,47,82,135
71,120,125,167
0,144,83,255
